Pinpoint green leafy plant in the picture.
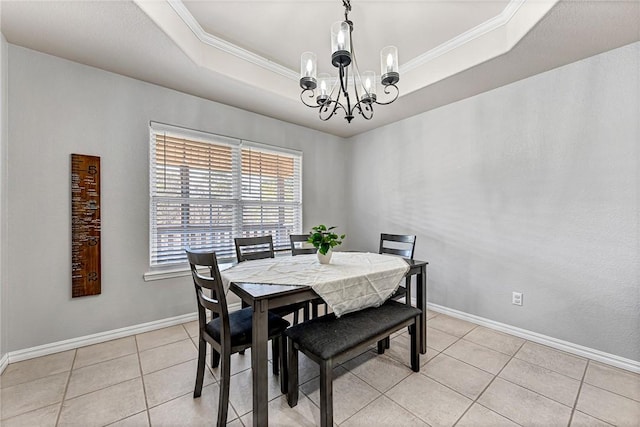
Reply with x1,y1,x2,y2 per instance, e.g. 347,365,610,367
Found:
308,224,346,255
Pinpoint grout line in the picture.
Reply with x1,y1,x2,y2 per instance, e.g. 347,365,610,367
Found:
54,349,77,427
568,358,590,427
134,333,153,427
451,338,527,426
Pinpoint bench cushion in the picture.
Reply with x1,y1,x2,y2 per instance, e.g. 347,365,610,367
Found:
285,300,421,360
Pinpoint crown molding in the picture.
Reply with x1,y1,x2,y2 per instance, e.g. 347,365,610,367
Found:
167,0,298,81
166,0,530,80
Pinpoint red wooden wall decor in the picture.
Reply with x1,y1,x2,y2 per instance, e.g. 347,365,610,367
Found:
71,154,101,297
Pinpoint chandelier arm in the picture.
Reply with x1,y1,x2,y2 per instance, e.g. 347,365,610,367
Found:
300,89,321,108
352,99,374,120
374,84,399,106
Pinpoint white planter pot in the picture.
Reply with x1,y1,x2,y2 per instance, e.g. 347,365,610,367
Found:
317,249,333,264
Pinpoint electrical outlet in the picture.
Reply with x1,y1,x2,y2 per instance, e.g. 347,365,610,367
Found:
512,292,523,306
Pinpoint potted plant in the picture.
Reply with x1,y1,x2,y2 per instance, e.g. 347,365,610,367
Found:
308,224,345,264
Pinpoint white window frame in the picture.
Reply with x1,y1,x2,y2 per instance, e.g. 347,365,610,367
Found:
147,122,303,274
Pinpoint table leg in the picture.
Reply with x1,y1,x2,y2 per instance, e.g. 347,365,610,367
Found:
416,266,427,354
252,300,269,427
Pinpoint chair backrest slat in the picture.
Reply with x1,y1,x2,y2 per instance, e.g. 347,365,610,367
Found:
379,233,416,260
235,235,275,262
289,234,317,256
185,249,229,330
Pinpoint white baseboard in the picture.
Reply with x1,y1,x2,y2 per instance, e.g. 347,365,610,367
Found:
426,302,640,374
2,301,244,369
2,301,637,375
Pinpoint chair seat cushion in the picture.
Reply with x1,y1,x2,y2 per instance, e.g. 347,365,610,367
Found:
206,307,290,347
390,285,407,300
285,300,421,360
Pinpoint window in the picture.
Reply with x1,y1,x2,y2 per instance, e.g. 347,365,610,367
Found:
149,123,302,267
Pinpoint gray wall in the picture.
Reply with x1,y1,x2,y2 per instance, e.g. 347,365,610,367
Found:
346,42,639,360
0,31,7,360
5,45,348,352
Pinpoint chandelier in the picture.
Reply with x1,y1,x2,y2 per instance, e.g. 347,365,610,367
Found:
299,0,399,123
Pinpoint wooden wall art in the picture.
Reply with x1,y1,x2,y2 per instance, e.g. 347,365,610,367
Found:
71,154,101,297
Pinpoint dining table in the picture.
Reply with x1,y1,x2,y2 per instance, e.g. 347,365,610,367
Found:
222,252,428,427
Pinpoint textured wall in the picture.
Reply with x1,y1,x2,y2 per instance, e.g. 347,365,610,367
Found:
0,30,7,360
6,45,348,352
346,42,639,360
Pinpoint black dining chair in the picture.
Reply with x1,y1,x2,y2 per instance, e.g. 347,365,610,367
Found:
289,234,327,318
235,235,310,324
186,249,290,425
379,233,417,350
379,233,416,303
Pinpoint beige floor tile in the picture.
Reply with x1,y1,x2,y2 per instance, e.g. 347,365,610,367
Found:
423,353,494,399
58,378,146,427
426,309,439,319
139,338,197,374
1,371,68,420
456,403,520,427
0,350,74,388
421,346,440,366
570,411,614,426
107,411,149,427
66,353,141,399
206,348,256,380
515,342,587,380
143,359,215,408
135,325,190,351
228,361,284,416
584,361,640,401
300,366,381,425
426,327,459,352
74,337,137,369
0,403,59,427
463,327,524,356
427,315,477,337
149,383,239,426
444,339,511,374
499,357,581,406
342,395,429,427
386,373,472,426
341,349,413,392
226,419,245,427
183,320,199,337
478,377,572,426
576,383,640,426
240,394,321,427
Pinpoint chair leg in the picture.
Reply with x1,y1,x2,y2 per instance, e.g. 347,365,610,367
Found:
293,309,300,325
194,338,207,398
303,303,310,322
211,348,220,368
287,338,299,408
272,338,280,375
405,276,412,305
319,359,333,427
311,302,319,319
279,335,288,394
217,349,231,426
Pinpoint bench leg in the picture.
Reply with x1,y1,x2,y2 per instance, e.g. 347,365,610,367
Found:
320,359,333,427
377,339,386,354
287,338,299,407
410,318,420,372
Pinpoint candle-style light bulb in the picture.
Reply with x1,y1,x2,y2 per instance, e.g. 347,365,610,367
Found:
386,53,393,72
337,31,345,51
306,59,313,76
365,77,371,91
320,80,327,94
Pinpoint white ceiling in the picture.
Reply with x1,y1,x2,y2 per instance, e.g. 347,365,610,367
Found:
1,0,639,138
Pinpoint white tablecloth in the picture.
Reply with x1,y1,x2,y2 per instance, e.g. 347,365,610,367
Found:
220,252,409,317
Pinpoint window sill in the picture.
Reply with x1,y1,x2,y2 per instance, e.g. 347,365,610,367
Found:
143,263,234,282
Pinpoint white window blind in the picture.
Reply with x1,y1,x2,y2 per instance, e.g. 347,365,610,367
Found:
149,124,302,267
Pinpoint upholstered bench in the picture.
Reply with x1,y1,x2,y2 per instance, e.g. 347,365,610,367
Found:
285,300,422,427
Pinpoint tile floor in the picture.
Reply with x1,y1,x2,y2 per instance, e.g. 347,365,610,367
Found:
1,311,639,426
